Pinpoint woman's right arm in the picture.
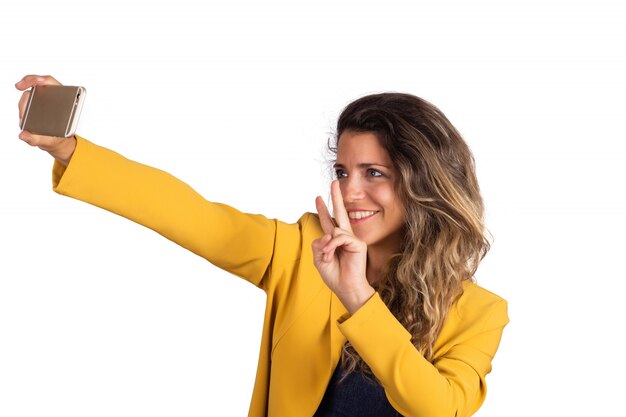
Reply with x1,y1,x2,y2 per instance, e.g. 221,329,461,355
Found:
56,137,279,287
16,75,281,289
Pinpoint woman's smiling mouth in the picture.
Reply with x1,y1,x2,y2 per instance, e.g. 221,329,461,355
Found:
347,210,380,224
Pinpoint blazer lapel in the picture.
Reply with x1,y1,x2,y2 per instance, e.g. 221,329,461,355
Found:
329,291,348,366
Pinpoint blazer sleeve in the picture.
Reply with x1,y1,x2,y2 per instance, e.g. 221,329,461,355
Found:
337,291,508,417
52,136,279,289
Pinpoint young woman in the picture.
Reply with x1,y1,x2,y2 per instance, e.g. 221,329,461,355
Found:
16,75,508,417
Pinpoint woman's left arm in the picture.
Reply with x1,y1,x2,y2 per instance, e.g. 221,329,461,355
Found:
337,291,508,417
312,181,508,417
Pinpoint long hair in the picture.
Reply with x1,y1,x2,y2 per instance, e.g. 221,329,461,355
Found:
331,93,490,380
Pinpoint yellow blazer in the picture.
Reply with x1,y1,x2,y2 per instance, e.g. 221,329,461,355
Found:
52,136,509,417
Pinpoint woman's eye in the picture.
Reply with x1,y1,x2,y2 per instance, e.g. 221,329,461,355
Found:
367,169,382,177
335,169,347,178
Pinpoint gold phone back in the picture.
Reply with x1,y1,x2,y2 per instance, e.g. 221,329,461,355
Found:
21,85,83,137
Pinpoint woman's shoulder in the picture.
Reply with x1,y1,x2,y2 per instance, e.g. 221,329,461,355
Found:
269,212,324,268
460,280,507,309
295,212,324,238
446,280,508,335
433,280,509,356
451,281,508,328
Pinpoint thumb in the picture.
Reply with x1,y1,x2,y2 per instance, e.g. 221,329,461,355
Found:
18,130,62,150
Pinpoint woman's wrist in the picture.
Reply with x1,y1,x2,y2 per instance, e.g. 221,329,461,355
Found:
340,285,376,315
51,136,77,166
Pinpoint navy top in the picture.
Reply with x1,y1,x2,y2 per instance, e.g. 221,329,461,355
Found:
313,364,403,417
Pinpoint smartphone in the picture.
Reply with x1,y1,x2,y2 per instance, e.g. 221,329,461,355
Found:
20,85,86,138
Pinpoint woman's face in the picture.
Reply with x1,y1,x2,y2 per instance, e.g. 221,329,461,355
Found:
335,131,406,252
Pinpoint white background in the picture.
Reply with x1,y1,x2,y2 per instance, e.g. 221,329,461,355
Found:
1,0,625,415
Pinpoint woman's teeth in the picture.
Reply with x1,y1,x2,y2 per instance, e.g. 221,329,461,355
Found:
348,211,377,219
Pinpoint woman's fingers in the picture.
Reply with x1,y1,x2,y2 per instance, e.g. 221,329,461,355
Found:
314,228,365,263
19,130,46,147
317,181,354,235
312,234,335,263
316,181,362,263
15,74,61,91
330,180,352,232
18,130,64,150
16,75,63,127
322,231,364,254
315,196,336,235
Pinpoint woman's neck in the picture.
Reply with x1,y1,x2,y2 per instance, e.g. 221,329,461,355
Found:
366,245,396,286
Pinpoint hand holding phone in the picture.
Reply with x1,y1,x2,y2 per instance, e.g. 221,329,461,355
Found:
16,75,81,166
20,84,86,138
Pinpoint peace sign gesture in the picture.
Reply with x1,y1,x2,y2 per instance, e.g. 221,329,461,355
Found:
312,180,375,315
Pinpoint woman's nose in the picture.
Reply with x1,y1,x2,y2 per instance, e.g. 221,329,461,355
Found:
341,176,365,202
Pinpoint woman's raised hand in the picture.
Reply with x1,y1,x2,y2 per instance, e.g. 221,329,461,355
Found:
15,75,77,166
312,180,375,315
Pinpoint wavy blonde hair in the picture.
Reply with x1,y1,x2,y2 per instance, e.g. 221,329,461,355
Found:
331,93,490,380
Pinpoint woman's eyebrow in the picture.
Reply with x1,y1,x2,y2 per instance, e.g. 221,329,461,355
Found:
333,162,391,169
